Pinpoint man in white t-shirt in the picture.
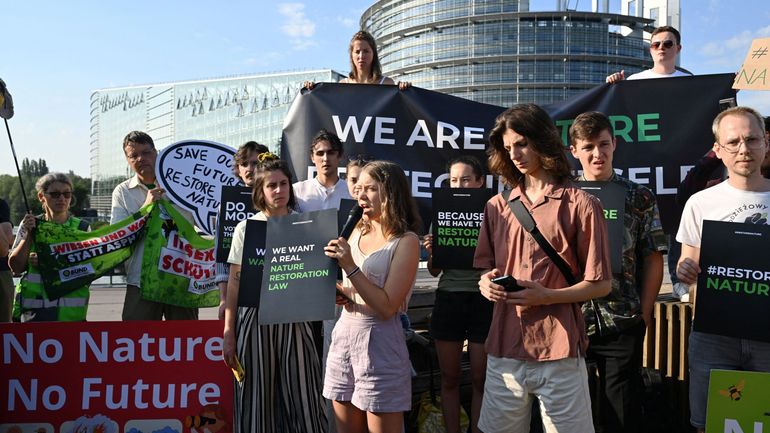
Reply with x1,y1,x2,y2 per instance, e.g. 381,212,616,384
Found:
606,26,691,83
676,106,770,433
293,129,351,212
292,128,351,433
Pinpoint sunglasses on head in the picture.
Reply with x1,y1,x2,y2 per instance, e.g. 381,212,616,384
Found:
651,40,675,50
46,191,72,199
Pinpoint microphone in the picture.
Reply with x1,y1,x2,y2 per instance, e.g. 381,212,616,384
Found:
339,205,363,240
0,79,13,120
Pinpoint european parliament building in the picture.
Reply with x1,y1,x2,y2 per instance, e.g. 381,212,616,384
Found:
362,0,656,106
89,70,343,217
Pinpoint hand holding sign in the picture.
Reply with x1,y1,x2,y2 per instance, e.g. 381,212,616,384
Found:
156,140,239,235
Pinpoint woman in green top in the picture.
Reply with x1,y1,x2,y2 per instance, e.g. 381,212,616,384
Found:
423,156,492,433
9,172,90,322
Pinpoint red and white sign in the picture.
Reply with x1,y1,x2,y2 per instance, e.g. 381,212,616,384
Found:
0,320,232,433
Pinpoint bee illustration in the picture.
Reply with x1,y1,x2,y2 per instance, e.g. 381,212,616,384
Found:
719,379,745,401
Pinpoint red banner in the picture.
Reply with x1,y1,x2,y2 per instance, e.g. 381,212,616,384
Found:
0,320,232,433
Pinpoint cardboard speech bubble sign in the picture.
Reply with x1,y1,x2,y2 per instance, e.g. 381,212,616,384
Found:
734,37,770,90
156,140,239,235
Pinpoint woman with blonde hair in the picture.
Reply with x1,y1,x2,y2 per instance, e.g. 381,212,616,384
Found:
324,160,421,433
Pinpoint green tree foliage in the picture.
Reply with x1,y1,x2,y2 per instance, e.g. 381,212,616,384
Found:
0,158,92,224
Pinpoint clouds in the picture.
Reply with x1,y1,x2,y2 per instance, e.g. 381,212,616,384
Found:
278,3,317,50
697,24,770,69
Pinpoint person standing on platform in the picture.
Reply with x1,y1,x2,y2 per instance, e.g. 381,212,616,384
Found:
676,106,770,433
111,131,197,321
606,26,691,83
474,104,612,433
423,155,492,433
569,111,667,433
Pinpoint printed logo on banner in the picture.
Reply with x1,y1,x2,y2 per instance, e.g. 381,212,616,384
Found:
156,140,239,236
695,220,770,342
59,263,95,282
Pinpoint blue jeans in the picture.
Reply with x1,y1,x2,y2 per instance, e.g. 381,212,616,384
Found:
688,331,770,428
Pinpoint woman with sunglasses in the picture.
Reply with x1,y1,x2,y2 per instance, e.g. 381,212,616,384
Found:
9,172,90,322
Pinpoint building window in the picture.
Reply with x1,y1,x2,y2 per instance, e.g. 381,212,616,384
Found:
650,7,659,26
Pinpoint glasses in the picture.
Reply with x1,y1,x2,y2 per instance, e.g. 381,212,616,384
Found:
650,40,675,50
46,191,73,199
718,136,766,153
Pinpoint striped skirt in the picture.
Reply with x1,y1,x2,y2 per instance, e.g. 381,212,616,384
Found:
234,306,326,433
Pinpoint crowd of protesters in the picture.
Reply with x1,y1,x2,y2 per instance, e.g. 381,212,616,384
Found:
3,26,770,433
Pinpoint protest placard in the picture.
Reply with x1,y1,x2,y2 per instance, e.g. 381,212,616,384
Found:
706,369,770,433
156,140,239,235
259,209,338,324
216,186,255,262
574,181,626,274
695,220,770,342
238,219,267,308
431,188,490,269
0,320,232,429
733,37,770,91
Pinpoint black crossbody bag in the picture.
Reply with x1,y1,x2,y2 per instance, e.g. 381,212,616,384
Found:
502,190,607,336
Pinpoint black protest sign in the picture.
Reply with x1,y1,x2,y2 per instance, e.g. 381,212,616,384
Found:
431,188,491,269
238,219,267,307
216,186,255,262
695,220,770,342
259,209,338,324
575,181,626,274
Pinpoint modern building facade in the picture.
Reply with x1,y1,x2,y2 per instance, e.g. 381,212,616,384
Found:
362,0,656,107
89,69,343,217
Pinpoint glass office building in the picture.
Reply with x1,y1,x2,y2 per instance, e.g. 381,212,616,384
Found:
362,0,655,106
89,69,343,217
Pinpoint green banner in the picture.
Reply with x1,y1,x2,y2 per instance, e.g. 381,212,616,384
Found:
706,369,770,432
140,201,218,308
36,206,152,299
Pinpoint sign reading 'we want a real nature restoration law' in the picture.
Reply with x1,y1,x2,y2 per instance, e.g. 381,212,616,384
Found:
695,220,770,342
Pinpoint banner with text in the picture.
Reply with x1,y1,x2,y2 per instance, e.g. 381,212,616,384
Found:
0,320,232,431
706,369,770,433
694,220,770,342
574,181,626,274
36,206,151,299
259,209,338,325
156,140,239,236
282,76,736,233
431,188,490,269
216,186,255,263
140,201,219,308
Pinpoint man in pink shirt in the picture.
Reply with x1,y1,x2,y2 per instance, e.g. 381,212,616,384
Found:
474,104,612,433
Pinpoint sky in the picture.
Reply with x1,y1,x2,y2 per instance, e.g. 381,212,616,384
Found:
2,0,768,178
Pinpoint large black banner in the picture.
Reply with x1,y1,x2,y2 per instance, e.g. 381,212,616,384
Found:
695,220,770,342
282,76,736,233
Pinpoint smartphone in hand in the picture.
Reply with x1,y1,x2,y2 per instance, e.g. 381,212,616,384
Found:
491,275,524,292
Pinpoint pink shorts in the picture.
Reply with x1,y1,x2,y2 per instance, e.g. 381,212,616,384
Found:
323,312,412,413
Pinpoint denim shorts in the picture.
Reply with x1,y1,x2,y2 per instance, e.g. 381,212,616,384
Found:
688,331,770,428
